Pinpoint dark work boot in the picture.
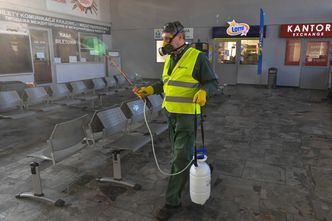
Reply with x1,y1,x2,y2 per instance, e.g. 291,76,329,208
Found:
156,204,182,221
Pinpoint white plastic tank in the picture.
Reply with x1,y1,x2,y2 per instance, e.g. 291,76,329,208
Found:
190,155,211,205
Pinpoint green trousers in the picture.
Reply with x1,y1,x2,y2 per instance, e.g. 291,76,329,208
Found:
165,113,196,206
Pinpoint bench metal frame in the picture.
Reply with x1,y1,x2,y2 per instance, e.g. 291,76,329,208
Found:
16,114,88,207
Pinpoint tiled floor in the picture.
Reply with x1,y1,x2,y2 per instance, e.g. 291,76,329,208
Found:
0,85,331,221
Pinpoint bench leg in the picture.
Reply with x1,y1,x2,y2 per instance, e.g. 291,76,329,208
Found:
99,95,103,106
96,151,141,190
16,162,65,207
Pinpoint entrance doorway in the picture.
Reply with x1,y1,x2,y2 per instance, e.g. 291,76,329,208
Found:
30,29,52,84
214,39,261,85
300,39,331,89
214,40,238,85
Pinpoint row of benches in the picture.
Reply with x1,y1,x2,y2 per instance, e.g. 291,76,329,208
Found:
0,76,131,119
16,94,167,207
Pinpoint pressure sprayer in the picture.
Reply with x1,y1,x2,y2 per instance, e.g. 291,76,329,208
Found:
189,106,211,205
110,58,211,204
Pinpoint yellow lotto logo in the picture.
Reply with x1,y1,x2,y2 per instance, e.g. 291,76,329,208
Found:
226,20,250,36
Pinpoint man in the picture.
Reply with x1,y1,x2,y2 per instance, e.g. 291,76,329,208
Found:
137,21,218,220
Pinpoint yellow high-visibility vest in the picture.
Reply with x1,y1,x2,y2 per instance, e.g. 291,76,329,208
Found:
162,47,201,114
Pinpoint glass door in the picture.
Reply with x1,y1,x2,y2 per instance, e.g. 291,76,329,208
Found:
237,39,261,84
214,40,238,85
300,40,331,89
30,29,52,84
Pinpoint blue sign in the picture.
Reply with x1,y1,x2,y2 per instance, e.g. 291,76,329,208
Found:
212,25,266,38
257,8,265,75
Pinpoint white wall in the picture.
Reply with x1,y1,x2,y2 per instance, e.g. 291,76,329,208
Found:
109,0,332,84
55,63,105,83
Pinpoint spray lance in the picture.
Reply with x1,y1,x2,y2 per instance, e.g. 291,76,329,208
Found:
108,58,142,97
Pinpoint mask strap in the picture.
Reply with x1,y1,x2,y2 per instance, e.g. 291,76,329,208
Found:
173,43,186,51
168,23,183,44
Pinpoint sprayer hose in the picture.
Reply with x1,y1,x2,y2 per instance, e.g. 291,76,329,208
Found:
143,99,193,176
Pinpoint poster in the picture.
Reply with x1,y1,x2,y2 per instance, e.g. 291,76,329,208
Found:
46,0,100,20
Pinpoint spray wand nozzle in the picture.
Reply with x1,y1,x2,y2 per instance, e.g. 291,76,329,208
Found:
109,57,145,99
132,86,144,100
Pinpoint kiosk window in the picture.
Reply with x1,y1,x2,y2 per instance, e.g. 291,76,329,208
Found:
79,34,104,62
0,33,33,74
305,41,330,66
285,39,301,65
240,40,259,65
53,28,78,63
217,41,236,64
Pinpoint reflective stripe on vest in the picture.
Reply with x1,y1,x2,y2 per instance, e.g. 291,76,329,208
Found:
161,47,201,114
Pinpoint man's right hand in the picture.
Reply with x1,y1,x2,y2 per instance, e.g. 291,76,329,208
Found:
136,85,154,98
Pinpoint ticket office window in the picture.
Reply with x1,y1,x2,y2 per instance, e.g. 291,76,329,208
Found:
79,33,104,63
305,41,330,66
53,28,78,63
240,40,259,65
217,41,236,64
285,39,301,65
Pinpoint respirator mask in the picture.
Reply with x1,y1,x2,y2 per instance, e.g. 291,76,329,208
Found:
158,21,184,56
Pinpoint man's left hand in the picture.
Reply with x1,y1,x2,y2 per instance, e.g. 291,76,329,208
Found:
193,89,207,106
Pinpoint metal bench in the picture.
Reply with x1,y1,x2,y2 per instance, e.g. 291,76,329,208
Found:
24,87,62,111
113,74,129,92
96,107,151,189
0,90,36,119
105,76,117,90
121,99,168,136
86,109,105,146
146,94,168,123
50,83,82,106
92,78,115,105
70,81,99,108
16,114,89,206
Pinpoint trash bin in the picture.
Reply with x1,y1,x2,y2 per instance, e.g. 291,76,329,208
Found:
267,67,278,88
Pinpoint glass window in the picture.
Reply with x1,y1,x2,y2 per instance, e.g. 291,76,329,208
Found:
53,28,78,63
284,39,301,65
217,41,236,64
156,40,166,63
79,33,105,62
0,33,33,74
305,41,330,66
240,40,259,65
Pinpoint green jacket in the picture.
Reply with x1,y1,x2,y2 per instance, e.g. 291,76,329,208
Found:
152,44,219,97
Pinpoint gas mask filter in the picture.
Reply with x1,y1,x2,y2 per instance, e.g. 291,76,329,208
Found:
158,42,174,56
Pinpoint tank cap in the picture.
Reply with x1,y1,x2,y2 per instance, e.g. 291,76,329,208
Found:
196,147,208,159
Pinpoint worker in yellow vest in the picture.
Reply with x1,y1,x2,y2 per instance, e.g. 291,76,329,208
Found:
137,21,219,220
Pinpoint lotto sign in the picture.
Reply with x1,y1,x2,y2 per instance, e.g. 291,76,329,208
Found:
226,20,250,36
280,23,332,38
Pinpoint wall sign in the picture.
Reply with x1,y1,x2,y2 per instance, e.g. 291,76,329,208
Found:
46,0,99,19
154,28,194,39
280,23,332,38
226,20,250,36
0,8,110,34
212,25,266,39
